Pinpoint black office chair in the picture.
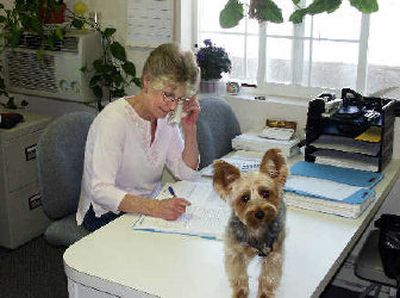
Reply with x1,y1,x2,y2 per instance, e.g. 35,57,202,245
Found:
196,97,241,169
37,111,95,246
355,215,400,298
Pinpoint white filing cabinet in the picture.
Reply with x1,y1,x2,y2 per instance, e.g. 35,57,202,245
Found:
0,109,51,249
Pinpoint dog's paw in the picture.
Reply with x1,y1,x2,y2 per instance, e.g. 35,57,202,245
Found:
233,287,249,298
258,291,275,298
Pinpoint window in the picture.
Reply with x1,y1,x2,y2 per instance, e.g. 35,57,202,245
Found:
197,0,400,98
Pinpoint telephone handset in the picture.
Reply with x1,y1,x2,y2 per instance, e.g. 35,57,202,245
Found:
167,101,188,125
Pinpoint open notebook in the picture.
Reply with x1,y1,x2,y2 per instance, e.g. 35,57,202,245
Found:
133,181,231,240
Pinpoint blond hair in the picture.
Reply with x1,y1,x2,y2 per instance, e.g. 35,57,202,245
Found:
142,43,200,96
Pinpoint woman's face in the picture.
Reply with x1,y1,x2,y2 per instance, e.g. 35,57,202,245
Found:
148,84,187,119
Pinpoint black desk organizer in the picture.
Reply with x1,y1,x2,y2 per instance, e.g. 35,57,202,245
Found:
305,88,395,172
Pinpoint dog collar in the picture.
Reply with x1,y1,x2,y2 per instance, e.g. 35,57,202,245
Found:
230,204,286,258
247,234,276,257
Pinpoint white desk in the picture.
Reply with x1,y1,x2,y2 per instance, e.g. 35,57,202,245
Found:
64,158,400,298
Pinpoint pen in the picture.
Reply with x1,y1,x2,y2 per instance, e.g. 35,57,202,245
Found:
168,186,176,197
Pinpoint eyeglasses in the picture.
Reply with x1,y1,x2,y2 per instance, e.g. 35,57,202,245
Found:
161,91,190,103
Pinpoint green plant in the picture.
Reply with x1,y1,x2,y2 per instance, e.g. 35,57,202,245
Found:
0,1,65,108
0,1,141,111
219,0,379,28
196,39,232,81
0,0,65,50
70,15,141,110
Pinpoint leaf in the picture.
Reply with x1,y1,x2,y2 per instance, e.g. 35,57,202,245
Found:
122,61,136,77
349,0,378,13
112,73,124,86
132,77,142,88
292,0,301,5
112,88,125,98
219,0,244,28
92,85,103,99
249,0,283,24
93,59,104,72
54,26,64,41
110,41,126,62
103,27,116,38
89,75,102,87
289,0,342,24
71,18,84,29
30,17,42,32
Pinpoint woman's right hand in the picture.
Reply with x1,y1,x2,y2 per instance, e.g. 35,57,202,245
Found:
153,197,191,220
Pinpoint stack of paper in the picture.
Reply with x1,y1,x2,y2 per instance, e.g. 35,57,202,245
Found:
232,130,300,157
133,181,231,240
309,149,379,172
310,134,381,155
200,155,261,177
284,176,375,218
283,161,383,218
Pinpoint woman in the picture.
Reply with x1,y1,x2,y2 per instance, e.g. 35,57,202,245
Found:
76,43,201,231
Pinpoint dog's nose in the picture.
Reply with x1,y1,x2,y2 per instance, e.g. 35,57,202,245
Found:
255,210,265,220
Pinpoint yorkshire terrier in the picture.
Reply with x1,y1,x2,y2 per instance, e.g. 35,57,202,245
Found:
213,149,288,298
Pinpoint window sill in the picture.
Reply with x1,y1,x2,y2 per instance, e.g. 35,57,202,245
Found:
223,92,310,108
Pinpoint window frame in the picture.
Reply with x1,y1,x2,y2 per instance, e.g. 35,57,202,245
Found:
195,1,372,99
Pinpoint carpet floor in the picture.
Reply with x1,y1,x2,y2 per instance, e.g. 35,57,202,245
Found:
0,236,67,298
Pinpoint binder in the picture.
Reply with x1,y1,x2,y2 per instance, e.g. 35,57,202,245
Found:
284,161,383,218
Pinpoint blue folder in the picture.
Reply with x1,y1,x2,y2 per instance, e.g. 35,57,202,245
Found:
284,180,375,204
290,161,383,188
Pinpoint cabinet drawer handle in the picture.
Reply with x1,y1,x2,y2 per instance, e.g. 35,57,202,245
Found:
25,144,37,161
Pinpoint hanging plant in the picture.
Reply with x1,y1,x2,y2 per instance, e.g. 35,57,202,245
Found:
219,0,379,28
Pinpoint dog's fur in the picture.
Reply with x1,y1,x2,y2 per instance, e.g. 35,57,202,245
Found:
213,149,288,298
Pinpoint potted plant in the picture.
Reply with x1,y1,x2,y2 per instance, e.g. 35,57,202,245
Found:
0,1,141,111
195,39,232,93
70,13,141,110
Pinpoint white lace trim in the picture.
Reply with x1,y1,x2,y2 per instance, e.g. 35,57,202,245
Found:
122,98,161,167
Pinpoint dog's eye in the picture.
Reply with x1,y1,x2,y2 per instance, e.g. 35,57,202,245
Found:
260,190,270,199
240,194,250,203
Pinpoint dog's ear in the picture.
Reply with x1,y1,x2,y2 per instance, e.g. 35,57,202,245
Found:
212,160,241,199
259,149,289,186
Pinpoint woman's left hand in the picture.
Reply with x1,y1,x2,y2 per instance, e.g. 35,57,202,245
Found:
181,96,200,127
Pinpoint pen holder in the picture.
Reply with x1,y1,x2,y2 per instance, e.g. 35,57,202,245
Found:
226,82,240,94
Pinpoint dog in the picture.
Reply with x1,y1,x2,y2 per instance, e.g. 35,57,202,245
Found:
213,149,288,298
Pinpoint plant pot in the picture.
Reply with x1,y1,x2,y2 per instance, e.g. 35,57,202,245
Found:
39,3,66,24
200,80,219,94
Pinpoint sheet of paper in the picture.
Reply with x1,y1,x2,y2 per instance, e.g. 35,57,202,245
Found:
133,181,231,240
200,156,261,177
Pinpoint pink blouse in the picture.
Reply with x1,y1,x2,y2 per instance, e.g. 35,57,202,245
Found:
76,98,199,225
